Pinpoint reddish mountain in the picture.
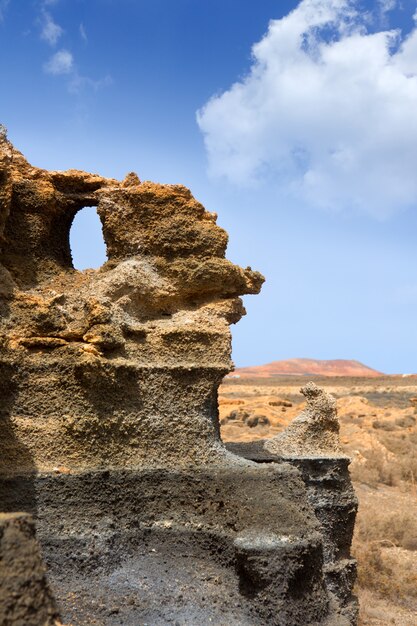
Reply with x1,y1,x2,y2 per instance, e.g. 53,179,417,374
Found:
229,358,383,378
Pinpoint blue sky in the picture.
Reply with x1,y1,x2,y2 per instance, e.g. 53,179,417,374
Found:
2,0,417,373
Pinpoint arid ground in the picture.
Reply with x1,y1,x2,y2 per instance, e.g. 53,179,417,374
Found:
219,376,417,626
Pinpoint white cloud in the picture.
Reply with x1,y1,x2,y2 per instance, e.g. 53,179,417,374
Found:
79,22,87,42
43,48,112,94
37,3,111,94
378,0,396,15
0,0,10,22
44,49,73,75
197,0,417,217
40,10,63,45
68,73,112,94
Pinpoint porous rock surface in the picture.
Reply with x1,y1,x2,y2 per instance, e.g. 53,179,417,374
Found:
0,512,60,626
264,382,342,457
0,133,357,625
0,135,263,472
228,384,358,624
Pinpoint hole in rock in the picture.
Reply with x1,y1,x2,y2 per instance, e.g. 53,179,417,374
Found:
70,207,107,270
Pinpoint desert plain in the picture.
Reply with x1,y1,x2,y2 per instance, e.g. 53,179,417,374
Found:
219,373,417,626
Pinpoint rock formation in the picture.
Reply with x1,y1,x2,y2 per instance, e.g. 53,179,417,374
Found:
264,382,342,457
0,512,61,626
0,133,264,472
0,132,358,625
228,384,358,624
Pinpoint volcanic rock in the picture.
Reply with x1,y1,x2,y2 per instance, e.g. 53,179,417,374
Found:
0,133,357,625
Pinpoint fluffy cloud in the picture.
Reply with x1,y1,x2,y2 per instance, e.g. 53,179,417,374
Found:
43,49,73,75
38,5,110,93
197,0,417,217
40,10,63,45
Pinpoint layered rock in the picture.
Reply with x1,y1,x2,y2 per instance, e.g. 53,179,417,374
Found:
0,134,265,472
228,384,358,624
0,133,357,625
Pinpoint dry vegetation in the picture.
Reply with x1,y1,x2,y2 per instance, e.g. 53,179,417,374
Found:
219,376,417,626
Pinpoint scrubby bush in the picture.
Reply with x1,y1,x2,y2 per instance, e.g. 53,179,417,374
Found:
353,503,417,610
372,419,396,431
351,427,417,488
395,415,416,428
355,507,417,551
354,540,417,604
245,415,270,428
351,447,401,487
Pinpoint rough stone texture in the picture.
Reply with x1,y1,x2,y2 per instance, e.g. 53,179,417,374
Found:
264,382,342,457
227,384,358,625
0,512,60,626
288,457,358,625
1,466,335,626
0,135,263,473
0,135,358,625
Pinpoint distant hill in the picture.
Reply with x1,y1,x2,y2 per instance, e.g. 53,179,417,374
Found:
229,358,383,378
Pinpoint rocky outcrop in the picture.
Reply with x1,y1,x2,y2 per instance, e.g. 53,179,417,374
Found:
0,133,357,625
264,383,342,457
0,512,60,626
0,134,263,473
228,384,358,624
